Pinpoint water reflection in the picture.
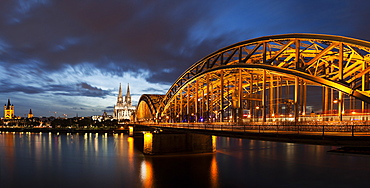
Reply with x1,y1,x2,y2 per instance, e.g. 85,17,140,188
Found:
210,154,219,187
127,136,135,172
3,133,15,177
1,132,370,187
140,159,153,187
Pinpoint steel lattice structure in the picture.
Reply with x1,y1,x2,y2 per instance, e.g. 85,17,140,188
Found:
137,34,370,123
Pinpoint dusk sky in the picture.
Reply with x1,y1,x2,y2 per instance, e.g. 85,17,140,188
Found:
1,0,370,117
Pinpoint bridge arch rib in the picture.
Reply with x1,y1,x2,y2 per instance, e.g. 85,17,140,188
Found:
136,94,164,122
139,33,370,123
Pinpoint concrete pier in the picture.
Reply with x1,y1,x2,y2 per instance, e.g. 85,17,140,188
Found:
143,132,215,155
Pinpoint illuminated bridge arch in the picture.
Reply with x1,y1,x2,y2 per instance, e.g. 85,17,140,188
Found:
136,94,164,122
139,33,370,123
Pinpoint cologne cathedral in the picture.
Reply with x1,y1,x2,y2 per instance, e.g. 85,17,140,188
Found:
113,83,136,121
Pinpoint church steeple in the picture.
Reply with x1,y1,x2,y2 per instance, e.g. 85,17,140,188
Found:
6,99,11,109
125,83,131,106
117,83,124,105
28,109,33,118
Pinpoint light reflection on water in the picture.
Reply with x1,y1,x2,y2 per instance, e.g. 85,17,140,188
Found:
1,132,370,187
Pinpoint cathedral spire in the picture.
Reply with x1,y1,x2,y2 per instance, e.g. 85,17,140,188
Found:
125,83,131,106
117,83,124,105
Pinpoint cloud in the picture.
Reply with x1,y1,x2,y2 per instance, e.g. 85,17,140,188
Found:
0,84,42,94
141,87,168,94
1,0,370,116
48,82,111,98
76,82,110,97
0,0,236,85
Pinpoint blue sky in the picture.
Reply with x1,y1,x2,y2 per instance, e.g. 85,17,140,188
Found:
1,0,370,117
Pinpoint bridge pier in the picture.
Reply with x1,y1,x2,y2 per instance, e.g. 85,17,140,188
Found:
143,132,215,155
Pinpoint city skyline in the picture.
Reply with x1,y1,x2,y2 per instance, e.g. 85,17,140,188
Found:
1,0,370,117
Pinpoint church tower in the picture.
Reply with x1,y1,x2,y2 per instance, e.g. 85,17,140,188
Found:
28,109,33,118
3,99,14,119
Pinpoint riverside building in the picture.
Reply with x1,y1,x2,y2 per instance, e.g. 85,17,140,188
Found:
3,99,14,119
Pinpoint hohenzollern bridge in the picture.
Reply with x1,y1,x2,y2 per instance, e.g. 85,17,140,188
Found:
136,33,370,129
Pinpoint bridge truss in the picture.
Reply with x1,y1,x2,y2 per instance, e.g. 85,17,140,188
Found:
137,34,370,123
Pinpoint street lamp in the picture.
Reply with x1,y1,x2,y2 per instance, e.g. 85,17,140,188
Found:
255,106,260,122
333,98,343,121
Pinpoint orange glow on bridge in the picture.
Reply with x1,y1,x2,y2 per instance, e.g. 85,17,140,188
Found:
137,34,370,125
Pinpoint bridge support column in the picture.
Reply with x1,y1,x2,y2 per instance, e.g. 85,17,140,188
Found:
270,75,274,118
220,71,224,122
238,69,243,123
180,91,183,122
227,80,231,122
338,91,343,121
362,60,369,116
323,86,331,120
294,76,299,122
174,93,177,122
206,74,210,122
250,74,255,122
262,70,266,122
299,79,303,115
187,85,190,123
276,76,282,117
302,81,306,116
201,89,205,122
338,42,344,121
195,80,198,122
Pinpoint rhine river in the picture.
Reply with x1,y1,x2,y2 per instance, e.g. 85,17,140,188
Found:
1,132,370,188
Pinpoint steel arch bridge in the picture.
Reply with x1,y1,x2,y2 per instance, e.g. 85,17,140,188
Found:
137,33,370,123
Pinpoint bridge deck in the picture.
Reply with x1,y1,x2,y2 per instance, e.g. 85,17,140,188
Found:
138,123,370,146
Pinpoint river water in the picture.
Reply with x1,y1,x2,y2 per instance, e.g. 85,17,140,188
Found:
1,132,370,188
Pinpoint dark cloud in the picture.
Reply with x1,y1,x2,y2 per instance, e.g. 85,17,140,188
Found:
0,81,111,98
2,0,369,86
141,87,168,93
52,82,111,98
1,0,370,116
76,82,110,97
0,84,42,94
0,0,230,84
72,107,86,111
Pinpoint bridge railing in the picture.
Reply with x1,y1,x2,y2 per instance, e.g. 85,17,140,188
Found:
140,121,370,136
